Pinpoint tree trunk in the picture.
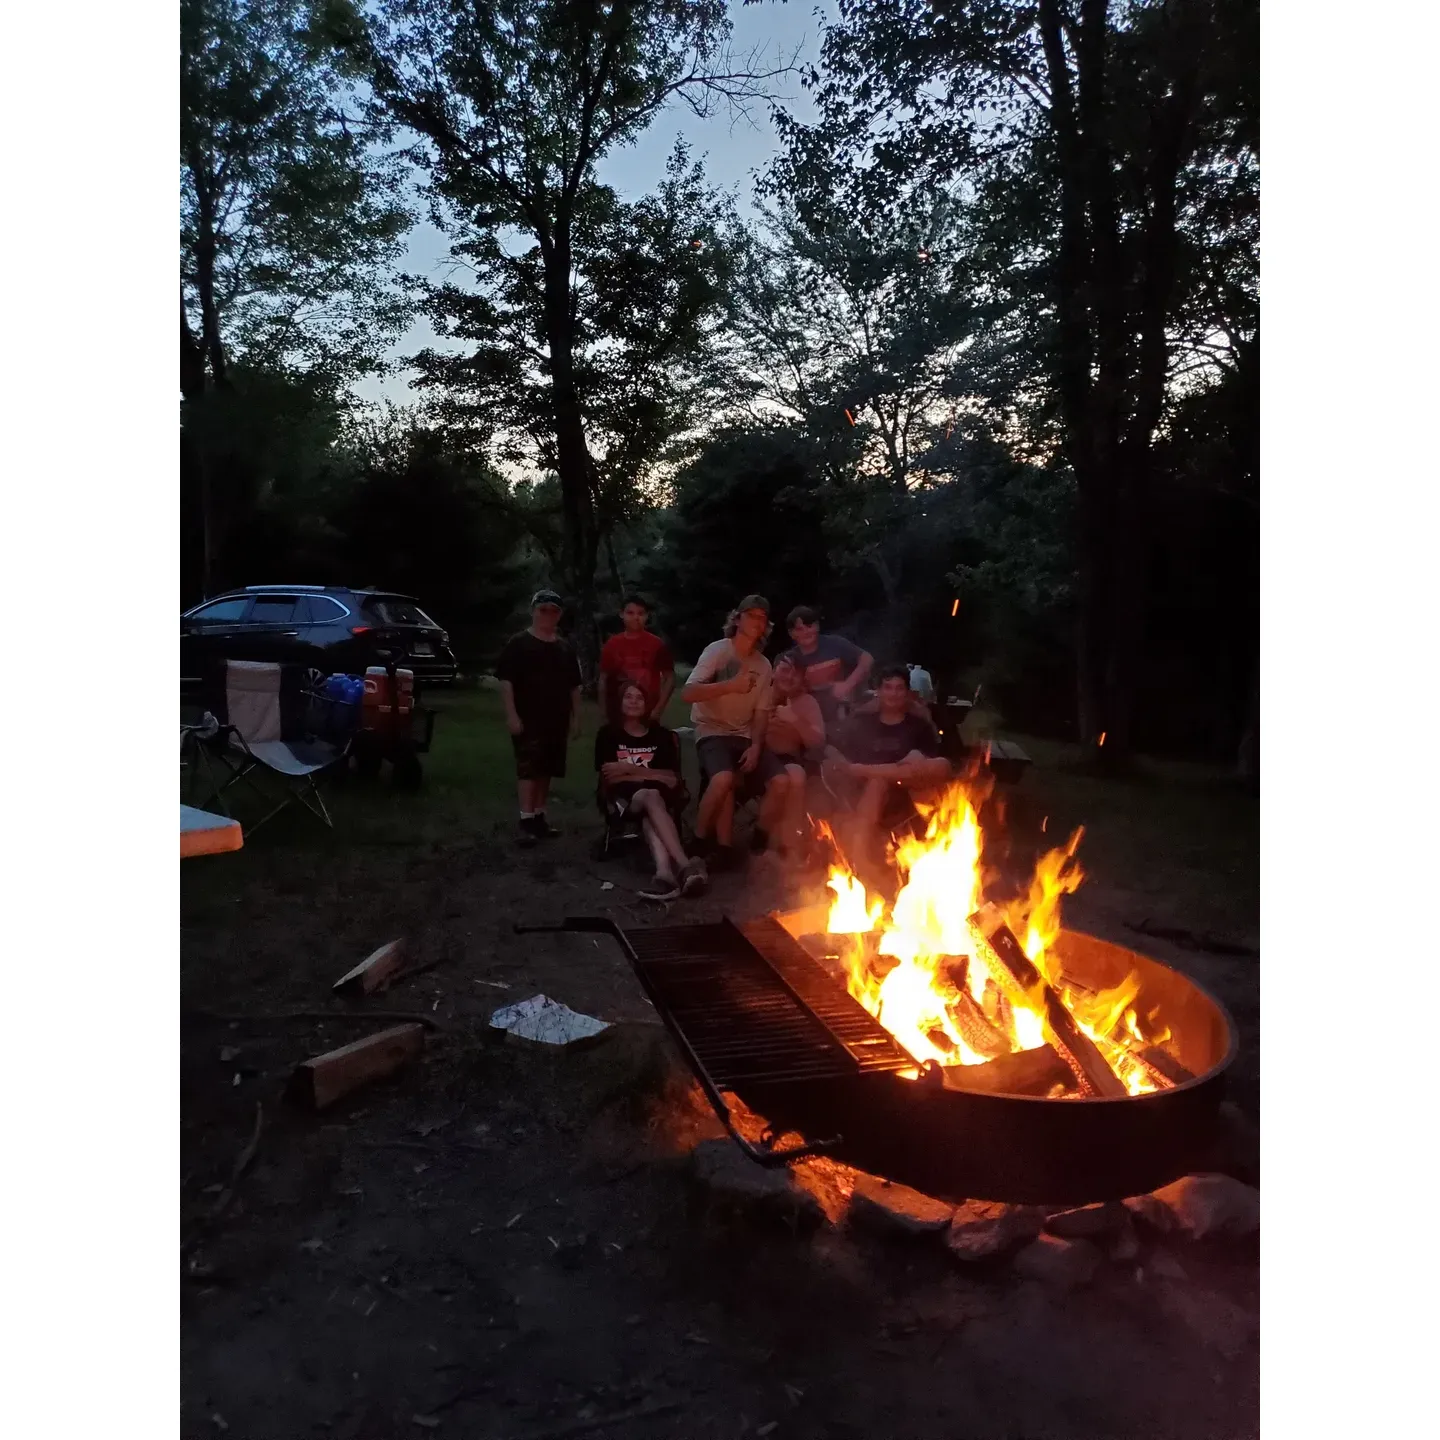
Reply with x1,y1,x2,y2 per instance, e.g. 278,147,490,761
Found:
542,226,601,628
604,528,626,603
1039,0,1114,752
188,153,228,387
181,294,215,598
1038,0,1208,766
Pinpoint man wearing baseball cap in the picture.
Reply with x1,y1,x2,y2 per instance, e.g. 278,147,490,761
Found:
495,589,582,846
680,594,791,870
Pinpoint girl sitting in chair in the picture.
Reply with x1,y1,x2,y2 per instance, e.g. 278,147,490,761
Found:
595,679,707,900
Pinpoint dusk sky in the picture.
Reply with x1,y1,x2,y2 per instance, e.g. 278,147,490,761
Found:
356,1,832,407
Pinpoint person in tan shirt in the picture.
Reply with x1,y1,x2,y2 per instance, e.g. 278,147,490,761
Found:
680,594,789,871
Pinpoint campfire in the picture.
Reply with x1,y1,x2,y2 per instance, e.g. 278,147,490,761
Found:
525,775,1237,1202
801,781,1194,1101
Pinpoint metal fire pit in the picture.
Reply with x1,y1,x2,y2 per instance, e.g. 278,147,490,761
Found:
519,913,1238,1207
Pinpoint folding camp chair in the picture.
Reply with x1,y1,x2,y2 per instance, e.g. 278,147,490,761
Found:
592,780,691,864
196,661,353,836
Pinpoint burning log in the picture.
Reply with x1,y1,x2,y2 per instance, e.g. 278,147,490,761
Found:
1132,1044,1195,1089
968,905,1129,1100
946,987,1014,1061
982,980,1013,1034
942,1044,1075,1097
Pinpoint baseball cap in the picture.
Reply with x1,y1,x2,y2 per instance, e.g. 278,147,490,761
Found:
736,593,770,615
531,588,564,609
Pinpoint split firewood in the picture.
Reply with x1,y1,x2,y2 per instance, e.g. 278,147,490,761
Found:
945,987,1014,1061
982,979,1013,1034
1132,1044,1196,1088
925,1026,960,1060
968,905,1129,1100
288,1023,425,1110
942,1044,1074,1097
332,938,407,996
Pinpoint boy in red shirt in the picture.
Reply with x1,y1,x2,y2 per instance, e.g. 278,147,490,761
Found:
598,595,676,723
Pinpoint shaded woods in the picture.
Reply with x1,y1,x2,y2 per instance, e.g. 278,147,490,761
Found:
181,0,1257,774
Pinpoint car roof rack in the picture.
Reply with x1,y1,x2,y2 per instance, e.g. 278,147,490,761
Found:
242,584,329,592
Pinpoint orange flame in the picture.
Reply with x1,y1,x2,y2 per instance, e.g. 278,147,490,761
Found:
823,779,1165,1096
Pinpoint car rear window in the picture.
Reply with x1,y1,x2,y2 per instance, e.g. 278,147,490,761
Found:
250,596,301,623
364,596,433,626
299,595,349,623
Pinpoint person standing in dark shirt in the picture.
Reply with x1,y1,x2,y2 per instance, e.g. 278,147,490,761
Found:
826,663,950,867
783,605,874,726
496,589,582,846
595,679,706,900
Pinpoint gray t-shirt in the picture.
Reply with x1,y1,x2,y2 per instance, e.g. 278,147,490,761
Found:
688,639,773,740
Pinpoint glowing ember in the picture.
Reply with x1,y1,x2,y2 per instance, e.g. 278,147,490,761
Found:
822,779,1172,1097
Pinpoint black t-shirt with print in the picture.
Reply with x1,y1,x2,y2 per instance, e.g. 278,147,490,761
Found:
594,723,680,776
838,710,941,767
495,630,582,730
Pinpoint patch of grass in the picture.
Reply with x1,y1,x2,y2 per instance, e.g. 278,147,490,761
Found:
183,678,697,856
184,677,1255,945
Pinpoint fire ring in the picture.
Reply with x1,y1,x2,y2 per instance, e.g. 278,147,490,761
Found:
522,774,1239,1207
775,915,1239,1206
524,913,1237,1208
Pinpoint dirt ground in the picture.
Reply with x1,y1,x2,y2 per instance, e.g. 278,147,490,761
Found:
181,718,1259,1440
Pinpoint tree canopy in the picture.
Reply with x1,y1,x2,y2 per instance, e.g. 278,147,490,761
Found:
179,0,1258,769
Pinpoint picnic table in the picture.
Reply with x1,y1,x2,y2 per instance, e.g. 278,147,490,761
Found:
181,803,243,859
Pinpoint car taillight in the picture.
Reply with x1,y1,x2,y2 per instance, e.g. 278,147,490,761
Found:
351,625,372,635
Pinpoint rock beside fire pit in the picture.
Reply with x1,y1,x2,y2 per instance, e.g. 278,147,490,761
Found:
1126,1174,1260,1242
688,1139,825,1228
1012,1234,1103,1288
847,1174,955,1237
1043,1200,1130,1241
946,1201,1045,1263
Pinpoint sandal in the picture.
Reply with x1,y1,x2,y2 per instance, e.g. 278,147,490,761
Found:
639,874,681,901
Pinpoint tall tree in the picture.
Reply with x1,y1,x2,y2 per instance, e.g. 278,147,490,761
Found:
182,0,412,595
724,178,977,606
181,0,411,386
406,146,739,644
333,0,789,660
790,0,1258,762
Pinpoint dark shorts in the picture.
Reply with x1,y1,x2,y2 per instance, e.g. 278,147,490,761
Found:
513,729,569,780
601,779,679,824
696,734,787,789
771,748,822,778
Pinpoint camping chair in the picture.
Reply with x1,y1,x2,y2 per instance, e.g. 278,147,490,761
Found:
592,779,691,865
194,661,354,836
